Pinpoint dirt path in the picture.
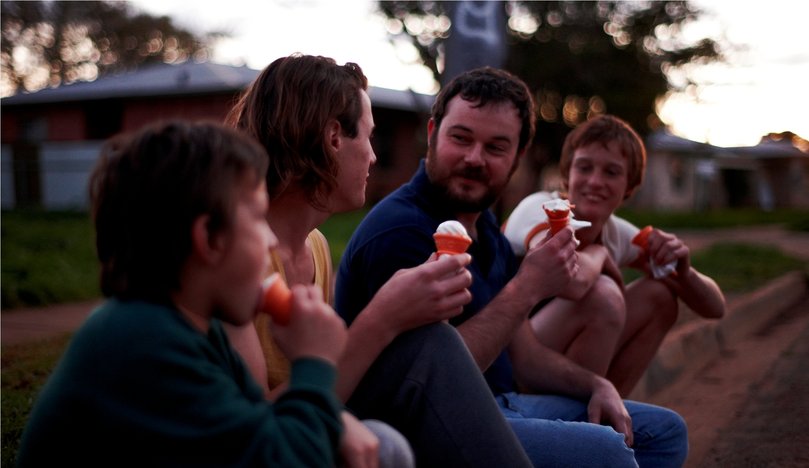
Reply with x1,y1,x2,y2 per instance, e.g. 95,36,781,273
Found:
1,300,100,346
646,293,809,467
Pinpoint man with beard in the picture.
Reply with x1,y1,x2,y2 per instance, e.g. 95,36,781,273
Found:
335,68,689,467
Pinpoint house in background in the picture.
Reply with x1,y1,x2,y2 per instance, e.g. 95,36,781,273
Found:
4,61,807,213
626,130,809,211
1,61,433,210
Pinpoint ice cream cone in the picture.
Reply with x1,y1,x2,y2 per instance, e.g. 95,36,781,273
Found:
632,225,654,251
543,206,570,235
260,272,292,325
546,215,569,235
433,233,472,257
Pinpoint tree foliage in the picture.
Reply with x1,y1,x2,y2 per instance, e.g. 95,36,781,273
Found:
378,1,723,165
1,1,222,97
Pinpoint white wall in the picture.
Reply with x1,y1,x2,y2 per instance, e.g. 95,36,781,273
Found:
40,141,104,209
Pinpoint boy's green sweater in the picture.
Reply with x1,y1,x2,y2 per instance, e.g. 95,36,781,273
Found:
17,299,343,467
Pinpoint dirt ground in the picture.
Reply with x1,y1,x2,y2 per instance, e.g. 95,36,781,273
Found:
646,292,809,467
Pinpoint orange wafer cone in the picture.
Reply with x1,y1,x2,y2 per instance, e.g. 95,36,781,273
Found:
433,233,472,257
631,225,653,251
543,206,570,235
260,272,292,325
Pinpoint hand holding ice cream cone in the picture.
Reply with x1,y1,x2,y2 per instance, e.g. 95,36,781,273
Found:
434,220,472,257
632,225,677,279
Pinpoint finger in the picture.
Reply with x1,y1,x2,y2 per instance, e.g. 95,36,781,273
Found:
609,416,632,446
441,289,473,312
431,253,472,275
588,406,601,425
624,416,634,447
440,267,473,290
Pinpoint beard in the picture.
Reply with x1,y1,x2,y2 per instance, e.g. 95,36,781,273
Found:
425,142,516,214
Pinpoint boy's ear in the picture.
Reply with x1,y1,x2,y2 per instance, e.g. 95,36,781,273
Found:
191,215,225,265
325,119,342,153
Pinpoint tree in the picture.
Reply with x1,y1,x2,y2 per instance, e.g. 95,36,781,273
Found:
378,1,723,168
1,1,223,97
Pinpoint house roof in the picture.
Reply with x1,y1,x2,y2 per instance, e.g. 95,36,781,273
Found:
1,60,435,113
647,129,808,161
725,139,809,159
646,129,715,154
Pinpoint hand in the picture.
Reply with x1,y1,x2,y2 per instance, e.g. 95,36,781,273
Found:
646,228,691,276
519,227,579,302
364,253,473,333
271,284,347,365
587,377,634,447
339,412,379,468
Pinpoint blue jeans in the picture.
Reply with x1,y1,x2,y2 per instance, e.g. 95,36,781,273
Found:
497,392,688,468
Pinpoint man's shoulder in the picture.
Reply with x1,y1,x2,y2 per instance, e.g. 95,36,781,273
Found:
356,188,432,238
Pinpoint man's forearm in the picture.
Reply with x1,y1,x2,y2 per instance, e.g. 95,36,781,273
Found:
456,281,538,371
508,321,601,399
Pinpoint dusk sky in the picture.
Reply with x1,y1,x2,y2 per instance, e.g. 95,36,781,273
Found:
133,0,809,148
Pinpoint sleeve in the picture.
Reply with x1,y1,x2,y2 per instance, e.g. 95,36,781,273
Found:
601,215,643,267
335,225,435,325
502,192,553,256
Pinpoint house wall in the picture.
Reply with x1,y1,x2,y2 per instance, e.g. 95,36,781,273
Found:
39,141,104,209
788,159,809,208
366,107,427,204
627,150,730,211
1,144,15,209
0,141,104,209
2,94,430,210
629,151,694,210
121,94,237,131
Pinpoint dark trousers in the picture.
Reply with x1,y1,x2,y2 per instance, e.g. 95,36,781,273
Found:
347,323,532,468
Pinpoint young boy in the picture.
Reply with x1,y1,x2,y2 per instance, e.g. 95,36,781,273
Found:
16,121,348,467
504,114,725,396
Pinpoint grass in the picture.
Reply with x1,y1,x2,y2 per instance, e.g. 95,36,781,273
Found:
622,243,808,291
1,210,100,309
1,207,808,465
319,209,369,268
1,333,74,467
616,207,809,232
691,243,807,292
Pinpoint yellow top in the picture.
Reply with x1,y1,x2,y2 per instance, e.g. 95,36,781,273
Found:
255,229,333,390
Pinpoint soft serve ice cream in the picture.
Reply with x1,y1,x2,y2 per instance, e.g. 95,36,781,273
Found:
433,220,472,257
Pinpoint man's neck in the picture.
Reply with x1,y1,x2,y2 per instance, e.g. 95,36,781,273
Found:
455,212,481,240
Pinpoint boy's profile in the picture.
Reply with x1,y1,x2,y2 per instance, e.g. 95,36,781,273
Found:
17,120,348,467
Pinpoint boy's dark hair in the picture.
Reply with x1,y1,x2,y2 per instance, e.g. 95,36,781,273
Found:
226,53,368,209
431,67,536,153
89,120,269,302
560,114,646,199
